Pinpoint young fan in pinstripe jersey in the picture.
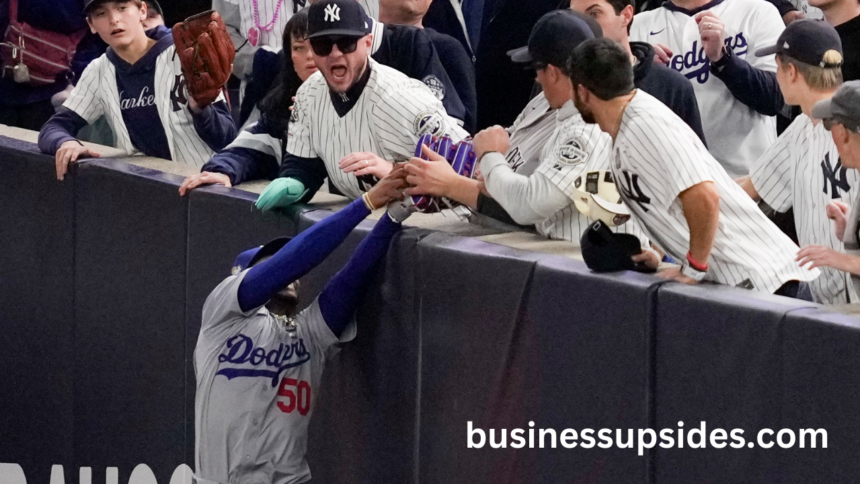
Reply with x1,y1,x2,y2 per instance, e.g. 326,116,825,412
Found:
570,38,819,294
253,0,467,210
38,0,237,180
737,20,858,304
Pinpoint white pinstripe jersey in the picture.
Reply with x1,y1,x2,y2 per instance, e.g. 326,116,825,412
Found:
612,91,819,294
533,114,650,245
630,0,785,177
504,93,571,177
750,114,859,304
62,48,222,167
286,59,468,199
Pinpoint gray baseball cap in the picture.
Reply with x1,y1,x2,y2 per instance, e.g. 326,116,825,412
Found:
812,80,860,130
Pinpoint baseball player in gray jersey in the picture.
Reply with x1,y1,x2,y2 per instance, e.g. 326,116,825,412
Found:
737,20,857,304
254,0,466,210
568,38,818,294
195,168,411,484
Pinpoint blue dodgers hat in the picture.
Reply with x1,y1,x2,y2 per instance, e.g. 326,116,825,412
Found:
231,237,292,275
755,19,843,68
507,9,602,68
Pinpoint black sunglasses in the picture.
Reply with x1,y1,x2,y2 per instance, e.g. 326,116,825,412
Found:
310,36,360,56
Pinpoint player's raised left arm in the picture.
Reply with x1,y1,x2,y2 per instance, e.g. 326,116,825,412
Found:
318,167,412,338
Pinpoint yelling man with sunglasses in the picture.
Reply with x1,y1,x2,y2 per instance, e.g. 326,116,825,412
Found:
254,0,468,210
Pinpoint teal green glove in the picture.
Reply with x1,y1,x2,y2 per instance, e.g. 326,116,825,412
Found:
255,178,308,211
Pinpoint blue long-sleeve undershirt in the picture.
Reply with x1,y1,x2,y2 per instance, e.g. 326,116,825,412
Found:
319,214,402,338
237,198,370,313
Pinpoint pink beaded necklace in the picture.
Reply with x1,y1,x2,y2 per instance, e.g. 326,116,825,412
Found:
248,0,285,47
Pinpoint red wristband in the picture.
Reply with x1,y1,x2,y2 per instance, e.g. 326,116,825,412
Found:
686,252,709,272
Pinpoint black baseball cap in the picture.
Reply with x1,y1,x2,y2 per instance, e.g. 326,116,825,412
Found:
307,0,371,39
755,19,843,68
144,0,163,16
580,221,643,273
507,9,602,68
812,81,860,130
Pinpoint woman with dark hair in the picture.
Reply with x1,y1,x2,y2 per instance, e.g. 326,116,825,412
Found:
179,9,318,196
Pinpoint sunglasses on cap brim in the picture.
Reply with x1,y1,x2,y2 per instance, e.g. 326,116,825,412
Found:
310,36,361,56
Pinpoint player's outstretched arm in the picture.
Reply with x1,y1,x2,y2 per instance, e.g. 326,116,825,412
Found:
237,168,409,313
318,183,413,337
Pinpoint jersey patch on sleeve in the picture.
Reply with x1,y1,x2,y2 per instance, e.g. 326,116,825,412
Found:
554,135,589,170
290,98,301,123
414,111,447,137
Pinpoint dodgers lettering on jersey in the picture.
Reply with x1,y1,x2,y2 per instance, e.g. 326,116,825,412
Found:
195,271,356,484
287,59,467,199
631,0,785,177
750,114,859,304
533,114,650,245
612,90,818,293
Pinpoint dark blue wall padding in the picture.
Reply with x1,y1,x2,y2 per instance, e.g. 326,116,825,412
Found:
653,284,815,484
184,187,303,466
72,161,189,484
415,233,546,484
528,259,664,484
307,226,432,484
780,308,860,483
0,139,75,484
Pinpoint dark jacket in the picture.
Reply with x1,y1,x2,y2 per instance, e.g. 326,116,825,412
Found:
426,28,477,134
632,42,707,145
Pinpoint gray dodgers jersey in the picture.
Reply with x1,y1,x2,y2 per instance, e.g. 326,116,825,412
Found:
194,271,356,484
612,91,819,293
750,114,859,304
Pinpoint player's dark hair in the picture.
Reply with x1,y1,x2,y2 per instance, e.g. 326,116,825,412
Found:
259,9,310,133
566,38,634,100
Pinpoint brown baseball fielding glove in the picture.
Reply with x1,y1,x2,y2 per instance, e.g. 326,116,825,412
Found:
173,10,235,108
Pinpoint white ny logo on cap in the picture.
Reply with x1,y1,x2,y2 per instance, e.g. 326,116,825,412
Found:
324,4,341,22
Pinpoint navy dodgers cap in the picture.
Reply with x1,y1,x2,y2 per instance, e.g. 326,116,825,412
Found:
755,19,843,68
507,9,602,68
307,0,371,39
812,81,860,130
231,237,293,275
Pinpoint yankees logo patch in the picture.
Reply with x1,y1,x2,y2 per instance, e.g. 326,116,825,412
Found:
822,153,850,199
414,111,447,137
554,136,588,169
422,75,446,101
324,4,341,22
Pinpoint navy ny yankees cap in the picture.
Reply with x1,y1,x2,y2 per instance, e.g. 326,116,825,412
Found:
812,81,860,130
755,19,843,68
231,237,293,275
507,9,602,69
307,0,370,39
